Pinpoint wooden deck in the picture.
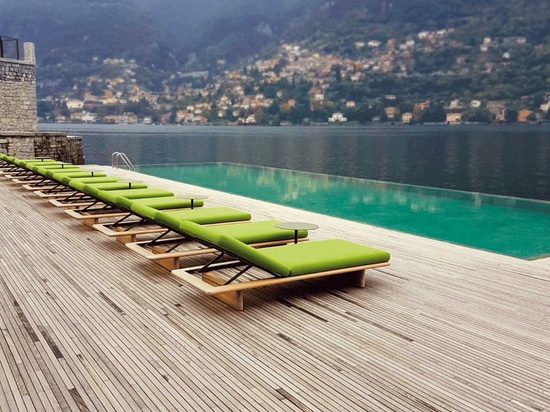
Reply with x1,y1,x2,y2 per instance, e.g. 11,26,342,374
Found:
1,166,549,412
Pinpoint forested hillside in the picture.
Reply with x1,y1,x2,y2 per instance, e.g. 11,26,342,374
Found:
1,0,550,124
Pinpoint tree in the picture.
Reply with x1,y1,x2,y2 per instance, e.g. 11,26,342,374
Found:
464,108,491,123
267,101,280,116
506,109,518,123
419,104,446,123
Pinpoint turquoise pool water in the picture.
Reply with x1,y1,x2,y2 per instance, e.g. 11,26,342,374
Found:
137,163,550,260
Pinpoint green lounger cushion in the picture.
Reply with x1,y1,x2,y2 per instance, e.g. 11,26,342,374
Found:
178,220,307,246
60,176,120,185
19,159,59,167
117,196,204,211
47,170,107,180
17,160,62,169
153,207,251,229
74,181,148,193
0,154,17,162
32,165,80,175
29,163,78,172
41,167,84,178
129,203,161,220
218,236,391,277
96,188,174,204
0,155,16,164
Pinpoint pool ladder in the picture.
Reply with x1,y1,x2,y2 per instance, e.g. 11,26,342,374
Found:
111,152,135,171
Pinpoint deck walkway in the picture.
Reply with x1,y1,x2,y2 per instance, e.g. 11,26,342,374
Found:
0,166,549,412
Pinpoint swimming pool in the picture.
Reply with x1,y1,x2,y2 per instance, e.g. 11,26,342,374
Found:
137,162,550,260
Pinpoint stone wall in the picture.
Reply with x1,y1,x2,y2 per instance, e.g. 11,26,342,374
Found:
0,42,37,133
0,132,85,164
0,41,85,164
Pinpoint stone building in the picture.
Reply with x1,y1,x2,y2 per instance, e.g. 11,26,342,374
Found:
0,37,84,163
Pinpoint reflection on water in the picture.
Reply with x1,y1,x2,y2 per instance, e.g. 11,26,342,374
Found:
138,162,550,260
41,123,550,200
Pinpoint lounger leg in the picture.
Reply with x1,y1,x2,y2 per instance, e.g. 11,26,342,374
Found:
157,257,180,271
115,233,137,244
80,217,99,228
343,270,367,288
202,272,244,310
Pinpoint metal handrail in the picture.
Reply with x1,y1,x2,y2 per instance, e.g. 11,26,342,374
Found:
111,152,135,171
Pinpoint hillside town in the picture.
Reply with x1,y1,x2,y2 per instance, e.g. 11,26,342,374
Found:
39,28,550,126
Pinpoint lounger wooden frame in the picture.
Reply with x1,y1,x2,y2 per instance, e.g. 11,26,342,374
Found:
65,209,131,228
172,261,390,310
95,223,169,244
126,237,306,271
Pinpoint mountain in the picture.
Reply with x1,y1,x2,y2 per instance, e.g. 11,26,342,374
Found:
2,0,550,120
0,0,322,92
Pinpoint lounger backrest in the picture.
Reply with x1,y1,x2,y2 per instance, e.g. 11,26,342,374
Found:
178,220,224,245
151,207,251,229
77,182,148,194
217,235,292,276
97,188,174,204
116,196,203,211
130,203,160,220
206,220,307,243
152,209,189,230
60,176,119,186
31,165,80,175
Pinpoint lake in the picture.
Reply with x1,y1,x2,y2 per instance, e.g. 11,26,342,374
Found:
41,123,550,201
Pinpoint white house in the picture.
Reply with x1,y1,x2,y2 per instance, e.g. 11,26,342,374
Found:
446,112,462,124
82,112,98,123
329,112,347,122
66,99,84,110
402,112,413,123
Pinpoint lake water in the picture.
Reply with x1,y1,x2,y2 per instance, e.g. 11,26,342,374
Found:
38,123,549,259
137,162,550,260
41,123,550,201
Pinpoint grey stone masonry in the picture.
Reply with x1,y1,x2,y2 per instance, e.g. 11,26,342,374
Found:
0,42,37,133
0,41,84,163
0,132,85,164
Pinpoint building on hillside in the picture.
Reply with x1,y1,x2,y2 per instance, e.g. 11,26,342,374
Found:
82,112,98,123
384,107,398,120
328,112,347,122
66,99,84,110
486,101,507,122
446,112,463,124
517,109,533,123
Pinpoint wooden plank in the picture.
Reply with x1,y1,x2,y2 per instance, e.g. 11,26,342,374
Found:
1,166,549,411
65,209,130,228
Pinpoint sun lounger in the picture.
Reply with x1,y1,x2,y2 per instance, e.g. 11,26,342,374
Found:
1,159,66,178
65,187,176,227
172,237,391,310
93,195,209,241
25,170,109,192
9,163,81,183
32,174,119,197
49,180,149,207
94,201,251,245
125,219,308,270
